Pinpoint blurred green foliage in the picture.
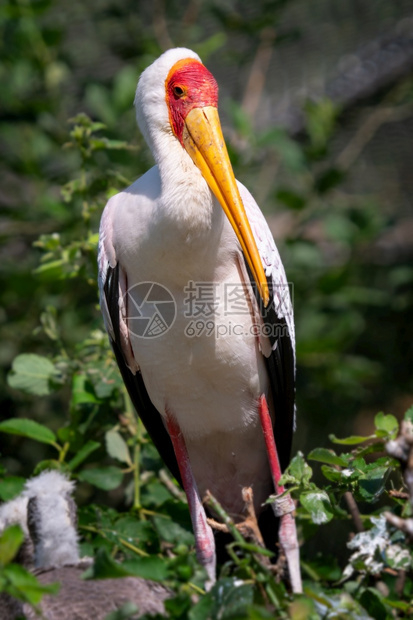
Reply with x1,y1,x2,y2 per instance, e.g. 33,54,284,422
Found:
1,0,413,617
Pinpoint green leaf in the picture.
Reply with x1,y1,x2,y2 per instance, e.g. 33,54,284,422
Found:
68,113,106,131
305,98,338,149
71,373,99,406
0,476,26,501
85,547,131,579
353,441,386,459
191,578,254,620
152,515,194,546
67,440,101,471
324,213,356,244
329,433,373,445
374,411,398,437
90,361,122,400
33,259,66,280
189,592,214,620
34,233,61,251
8,353,60,396
288,597,318,620
86,546,170,583
300,556,341,583
383,597,411,612
141,481,173,507
114,517,156,549
164,594,192,618
87,232,99,246
276,188,306,210
358,467,390,501
105,430,131,466
104,602,139,620
33,460,62,475
78,466,123,490
0,418,56,445
404,406,413,423
300,490,334,524
3,563,59,605
193,32,226,61
0,525,24,565
308,447,348,467
122,556,169,581
39,306,59,341
320,465,344,483
359,588,388,620
315,168,345,194
280,452,313,487
168,553,194,582
90,137,133,151
260,128,305,171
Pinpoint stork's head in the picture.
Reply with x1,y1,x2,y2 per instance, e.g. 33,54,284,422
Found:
135,48,269,306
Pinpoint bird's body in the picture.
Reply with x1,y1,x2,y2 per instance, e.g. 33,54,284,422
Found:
98,47,300,589
101,169,276,516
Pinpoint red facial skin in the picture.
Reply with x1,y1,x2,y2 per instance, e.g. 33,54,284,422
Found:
165,58,219,146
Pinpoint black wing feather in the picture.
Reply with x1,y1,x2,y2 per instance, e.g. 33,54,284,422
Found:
103,263,182,485
247,264,295,473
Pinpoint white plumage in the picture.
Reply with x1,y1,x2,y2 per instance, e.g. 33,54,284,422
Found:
24,470,79,569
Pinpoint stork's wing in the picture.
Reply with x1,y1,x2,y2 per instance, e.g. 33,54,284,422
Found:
98,201,182,485
238,182,296,473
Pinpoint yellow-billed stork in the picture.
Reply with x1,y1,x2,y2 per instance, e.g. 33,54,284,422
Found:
98,48,301,591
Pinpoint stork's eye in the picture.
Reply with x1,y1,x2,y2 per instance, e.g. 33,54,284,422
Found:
173,85,185,98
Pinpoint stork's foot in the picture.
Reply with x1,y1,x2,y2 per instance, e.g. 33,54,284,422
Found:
207,486,264,548
258,395,302,593
278,511,302,594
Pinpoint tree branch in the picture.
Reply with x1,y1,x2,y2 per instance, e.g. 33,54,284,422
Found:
343,491,364,533
153,0,174,51
242,28,276,121
335,103,413,171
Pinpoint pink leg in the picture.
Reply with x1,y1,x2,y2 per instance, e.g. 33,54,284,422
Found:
166,410,216,588
258,395,302,593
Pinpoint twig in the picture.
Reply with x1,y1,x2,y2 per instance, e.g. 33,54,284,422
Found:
242,28,276,120
343,491,364,533
389,489,409,500
240,487,265,547
383,511,413,538
182,0,200,28
335,103,413,171
395,569,406,597
204,490,273,558
207,517,228,533
207,488,267,553
204,490,245,544
159,468,187,503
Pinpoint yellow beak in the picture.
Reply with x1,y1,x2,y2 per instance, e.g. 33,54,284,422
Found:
183,106,270,307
